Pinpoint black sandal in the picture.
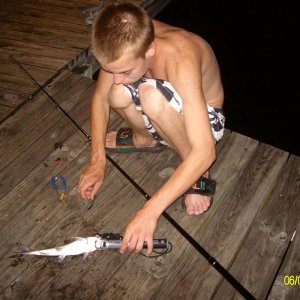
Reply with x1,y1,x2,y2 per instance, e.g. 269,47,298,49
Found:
182,176,216,209
105,127,166,153
186,176,216,196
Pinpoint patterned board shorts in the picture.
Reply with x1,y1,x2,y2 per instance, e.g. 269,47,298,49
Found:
124,77,225,145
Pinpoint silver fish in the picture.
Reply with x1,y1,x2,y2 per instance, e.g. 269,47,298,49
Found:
20,236,102,262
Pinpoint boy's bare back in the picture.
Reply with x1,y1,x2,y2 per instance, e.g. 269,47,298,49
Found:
148,20,224,108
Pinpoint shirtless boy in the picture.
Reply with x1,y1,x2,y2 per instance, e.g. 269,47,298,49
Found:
78,2,225,255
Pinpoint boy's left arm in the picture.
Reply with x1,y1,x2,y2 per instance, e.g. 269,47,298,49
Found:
120,55,216,255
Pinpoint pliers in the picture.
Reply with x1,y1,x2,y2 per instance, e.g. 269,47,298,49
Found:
51,176,68,203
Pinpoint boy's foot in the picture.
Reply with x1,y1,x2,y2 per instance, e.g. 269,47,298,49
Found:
184,193,212,215
182,172,216,215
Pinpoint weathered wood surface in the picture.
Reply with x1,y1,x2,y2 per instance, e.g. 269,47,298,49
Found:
0,0,100,121
0,70,190,299
268,221,300,300
108,132,295,299
1,68,299,299
0,0,172,121
1,1,299,299
214,155,300,300
0,71,94,201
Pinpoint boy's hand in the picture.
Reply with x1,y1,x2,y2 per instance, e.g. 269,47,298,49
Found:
120,204,159,256
78,162,105,201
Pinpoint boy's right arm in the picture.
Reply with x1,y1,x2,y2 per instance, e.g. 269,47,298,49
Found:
78,70,113,201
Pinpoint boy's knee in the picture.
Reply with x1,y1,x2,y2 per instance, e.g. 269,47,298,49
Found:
108,84,132,109
139,84,166,118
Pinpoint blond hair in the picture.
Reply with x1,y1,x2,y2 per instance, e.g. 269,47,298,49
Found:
92,2,154,64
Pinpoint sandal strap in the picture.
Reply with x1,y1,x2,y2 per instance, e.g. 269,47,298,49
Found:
186,176,216,196
116,127,133,147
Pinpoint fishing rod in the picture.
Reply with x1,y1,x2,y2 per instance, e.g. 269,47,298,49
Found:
11,56,256,300
10,56,91,143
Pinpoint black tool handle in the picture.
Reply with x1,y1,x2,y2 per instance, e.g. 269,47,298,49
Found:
144,239,169,249
103,239,169,249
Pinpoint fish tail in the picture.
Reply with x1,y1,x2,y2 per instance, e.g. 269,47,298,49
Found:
17,242,30,253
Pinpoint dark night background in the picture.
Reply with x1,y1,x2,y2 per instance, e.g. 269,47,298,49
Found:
156,1,299,156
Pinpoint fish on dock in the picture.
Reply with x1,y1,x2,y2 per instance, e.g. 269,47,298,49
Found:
19,236,103,262
18,233,170,261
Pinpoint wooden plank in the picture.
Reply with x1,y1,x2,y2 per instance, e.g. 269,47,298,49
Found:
0,0,95,122
109,130,259,227
0,131,130,298
82,131,210,298
13,1,93,18
73,130,204,298
115,140,288,299
26,188,176,299
0,128,88,255
0,61,55,97
88,132,261,298
0,38,81,60
0,48,69,71
0,66,90,139
0,127,88,226
0,84,297,298
0,60,54,82
0,105,267,299
0,104,14,121
0,14,90,34
0,73,36,93
0,3,91,26
0,116,182,299
0,28,87,51
27,113,213,299
212,155,300,299
93,217,208,300
0,119,294,299
0,88,91,169
0,70,88,149
0,71,94,199
268,219,300,300
0,21,90,46
16,0,100,10
0,90,28,109
187,144,289,299
2,0,92,7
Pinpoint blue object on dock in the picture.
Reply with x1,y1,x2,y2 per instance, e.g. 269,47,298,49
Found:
51,176,67,191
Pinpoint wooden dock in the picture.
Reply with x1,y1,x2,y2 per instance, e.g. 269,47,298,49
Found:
0,1,299,299
0,0,171,122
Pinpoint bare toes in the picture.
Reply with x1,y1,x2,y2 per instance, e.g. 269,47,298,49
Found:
187,209,195,215
184,200,195,215
105,131,117,148
184,194,212,215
